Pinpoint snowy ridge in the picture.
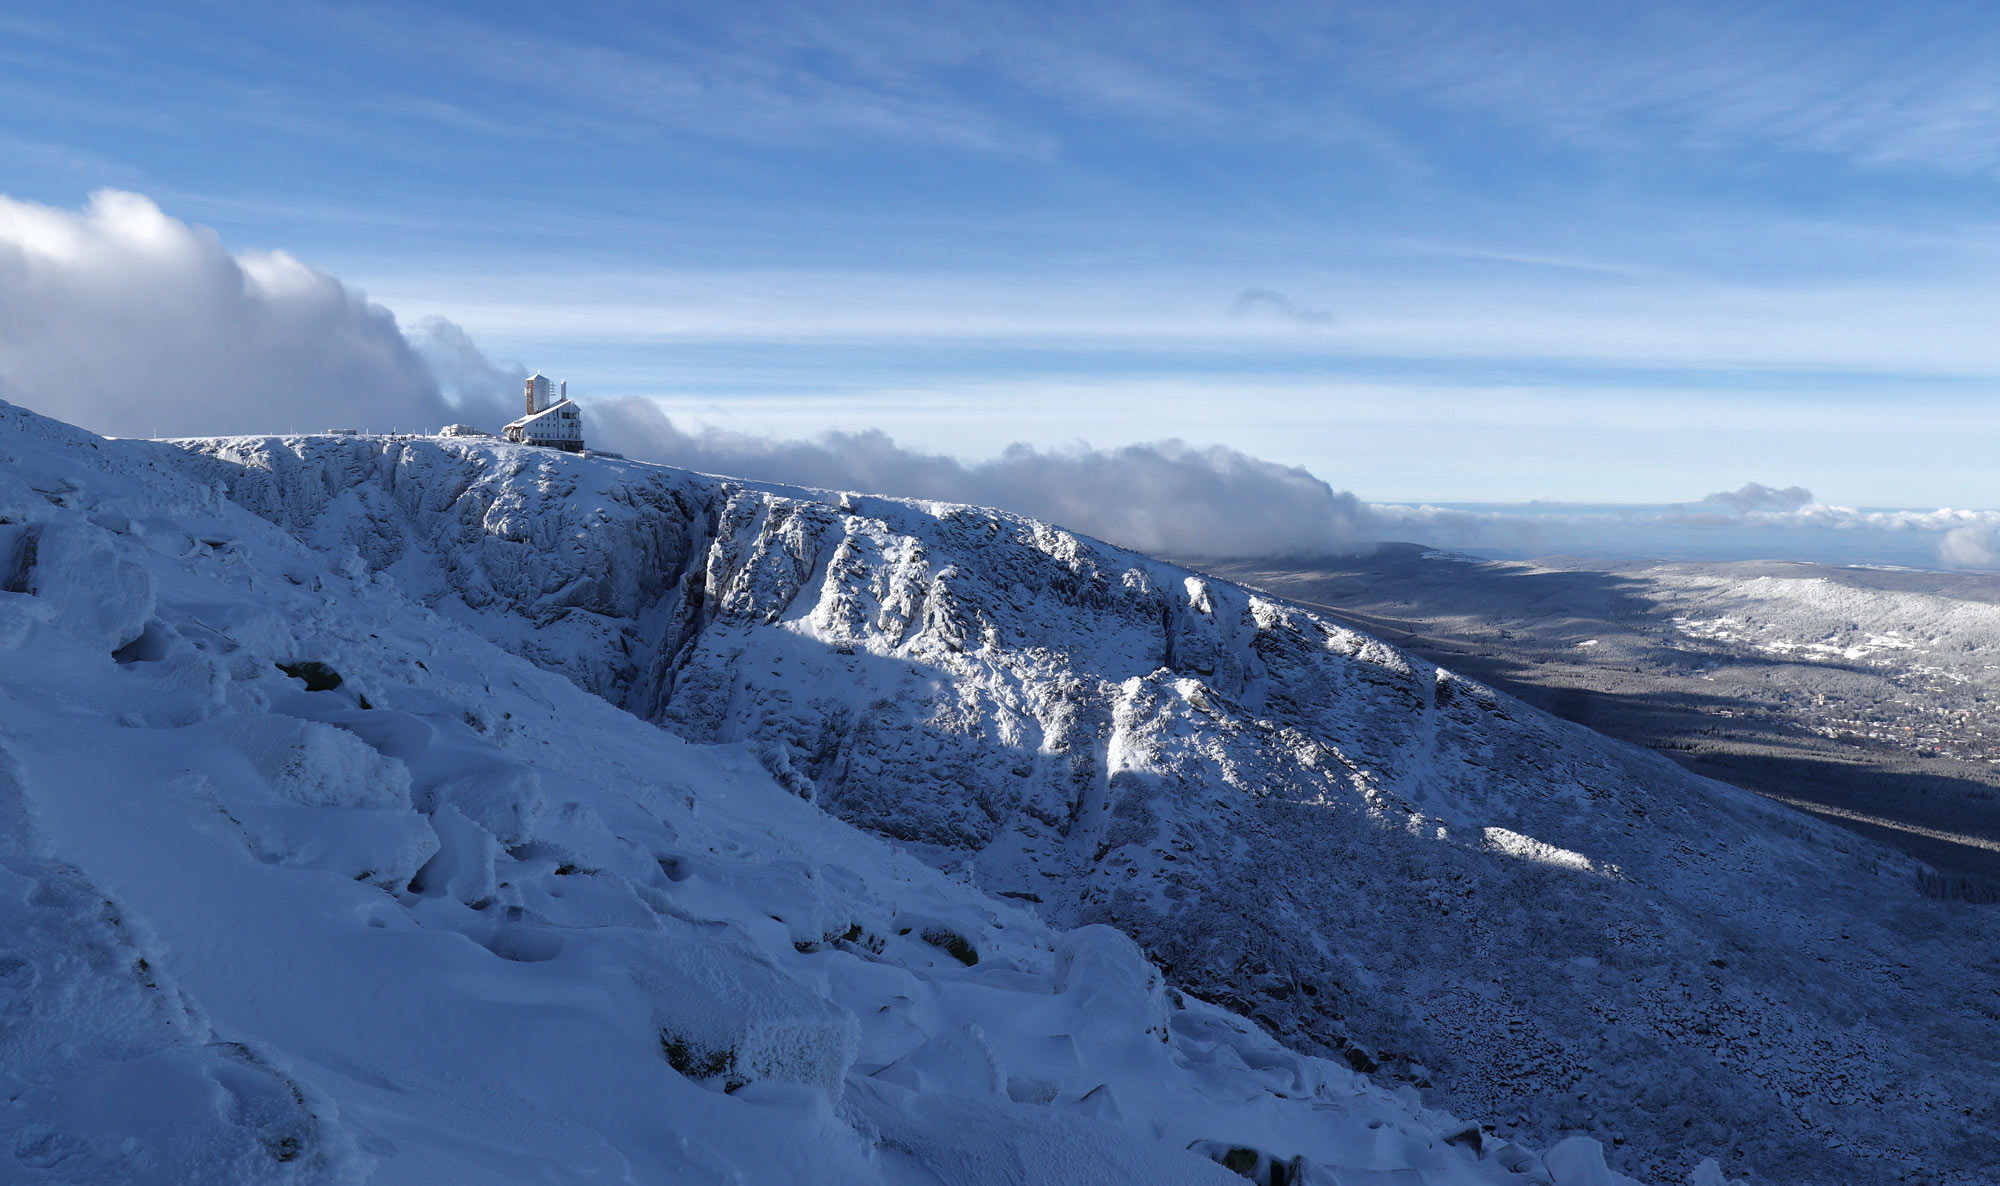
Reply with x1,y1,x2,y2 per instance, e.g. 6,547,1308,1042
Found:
167,431,2000,1185
0,405,1653,1183
1660,570,2000,668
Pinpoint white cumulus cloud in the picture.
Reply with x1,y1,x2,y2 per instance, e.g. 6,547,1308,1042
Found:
0,189,508,438
1939,525,2000,570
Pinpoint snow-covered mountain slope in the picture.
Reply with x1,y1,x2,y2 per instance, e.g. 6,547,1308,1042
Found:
0,401,1646,1186
170,431,2000,1186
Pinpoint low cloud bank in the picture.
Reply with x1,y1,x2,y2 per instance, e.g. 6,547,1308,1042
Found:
0,189,515,438
590,397,1374,559
590,402,2000,571
1359,486,2000,571
406,316,525,428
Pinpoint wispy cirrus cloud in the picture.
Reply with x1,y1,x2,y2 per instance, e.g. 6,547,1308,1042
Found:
1344,2,2000,175
370,261,2000,377
1231,288,1335,329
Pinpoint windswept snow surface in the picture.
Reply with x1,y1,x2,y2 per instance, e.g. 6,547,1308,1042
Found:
0,406,1640,1184
162,429,2000,1186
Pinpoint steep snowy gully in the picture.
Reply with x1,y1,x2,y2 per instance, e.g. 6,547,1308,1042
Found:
149,427,2000,1185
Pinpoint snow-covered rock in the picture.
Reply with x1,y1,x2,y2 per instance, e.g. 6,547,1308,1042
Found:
161,426,2000,1185
5,520,157,652
2,398,1612,1184
218,713,414,808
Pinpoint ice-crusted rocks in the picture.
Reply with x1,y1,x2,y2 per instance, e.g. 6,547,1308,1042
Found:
418,761,543,845
2,520,157,652
1054,925,1170,1048
175,431,712,708
217,714,413,808
633,924,861,1099
166,427,2000,1185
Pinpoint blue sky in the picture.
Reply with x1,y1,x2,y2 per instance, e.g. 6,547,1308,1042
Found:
6,1,2000,506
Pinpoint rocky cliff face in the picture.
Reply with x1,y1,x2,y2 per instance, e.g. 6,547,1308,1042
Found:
177,433,2000,1186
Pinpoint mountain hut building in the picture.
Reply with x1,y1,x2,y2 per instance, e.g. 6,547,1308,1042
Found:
502,374,584,451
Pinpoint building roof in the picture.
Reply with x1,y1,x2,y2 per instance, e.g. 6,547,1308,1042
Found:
503,398,576,431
